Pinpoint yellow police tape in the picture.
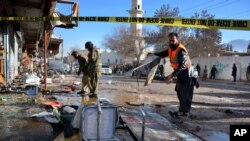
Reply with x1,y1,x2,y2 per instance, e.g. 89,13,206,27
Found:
0,16,249,31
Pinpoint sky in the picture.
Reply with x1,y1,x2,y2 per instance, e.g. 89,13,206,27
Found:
54,0,250,56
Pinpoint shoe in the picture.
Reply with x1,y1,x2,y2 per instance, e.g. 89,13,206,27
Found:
169,111,180,118
195,81,200,89
169,111,189,119
89,94,98,98
77,91,86,95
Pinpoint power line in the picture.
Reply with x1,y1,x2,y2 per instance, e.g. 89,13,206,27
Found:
206,0,238,12
181,0,228,16
180,0,212,13
228,11,250,19
226,10,250,18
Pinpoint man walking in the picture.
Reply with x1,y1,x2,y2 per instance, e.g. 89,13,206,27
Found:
85,41,101,98
71,51,89,95
152,32,194,118
232,64,237,82
247,62,250,82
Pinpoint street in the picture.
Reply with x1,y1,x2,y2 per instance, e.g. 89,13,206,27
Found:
0,74,250,141
100,75,250,141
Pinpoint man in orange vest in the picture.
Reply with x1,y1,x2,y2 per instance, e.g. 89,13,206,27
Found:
152,32,194,119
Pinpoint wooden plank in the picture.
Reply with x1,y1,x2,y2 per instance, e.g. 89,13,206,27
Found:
120,110,201,141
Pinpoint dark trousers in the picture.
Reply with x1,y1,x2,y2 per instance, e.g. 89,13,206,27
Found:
233,75,236,82
210,74,215,79
175,78,194,113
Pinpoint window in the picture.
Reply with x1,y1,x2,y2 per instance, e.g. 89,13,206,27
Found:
102,64,109,68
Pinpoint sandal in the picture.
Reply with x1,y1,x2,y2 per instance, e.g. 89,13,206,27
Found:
169,111,189,119
168,111,180,118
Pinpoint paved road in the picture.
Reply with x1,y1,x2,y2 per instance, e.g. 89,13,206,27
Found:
99,74,250,141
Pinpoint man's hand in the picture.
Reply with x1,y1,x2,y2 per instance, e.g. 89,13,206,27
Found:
147,52,153,57
165,74,173,84
76,71,80,76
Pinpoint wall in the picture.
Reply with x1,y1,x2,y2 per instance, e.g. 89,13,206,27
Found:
8,23,16,81
14,34,19,76
101,51,123,65
191,56,250,81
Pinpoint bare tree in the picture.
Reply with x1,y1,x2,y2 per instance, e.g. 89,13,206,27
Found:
146,5,224,58
103,26,148,64
146,4,188,51
188,10,223,57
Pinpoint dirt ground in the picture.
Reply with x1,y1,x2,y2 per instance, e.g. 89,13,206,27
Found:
98,75,250,141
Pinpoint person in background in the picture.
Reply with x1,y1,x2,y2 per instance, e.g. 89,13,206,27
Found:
246,62,250,82
196,64,200,76
85,41,102,98
232,64,237,82
210,65,217,79
202,65,208,81
71,51,89,95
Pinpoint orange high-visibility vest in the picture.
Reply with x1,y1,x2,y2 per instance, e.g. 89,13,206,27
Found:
168,43,191,70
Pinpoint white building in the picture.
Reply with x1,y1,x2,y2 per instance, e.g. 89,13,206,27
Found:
129,0,144,36
101,51,123,66
128,0,145,62
101,50,137,66
192,56,250,81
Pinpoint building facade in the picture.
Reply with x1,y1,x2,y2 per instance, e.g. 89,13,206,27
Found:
192,56,250,81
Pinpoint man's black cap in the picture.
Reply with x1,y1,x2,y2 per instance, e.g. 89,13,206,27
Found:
85,41,93,48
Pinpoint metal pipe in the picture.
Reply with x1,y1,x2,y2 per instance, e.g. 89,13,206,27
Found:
139,108,146,141
44,29,47,90
97,98,102,141
56,0,75,4
3,23,8,82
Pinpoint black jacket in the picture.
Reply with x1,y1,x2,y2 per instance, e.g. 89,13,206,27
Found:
154,48,190,83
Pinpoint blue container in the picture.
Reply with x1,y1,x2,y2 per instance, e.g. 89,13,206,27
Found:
25,85,38,95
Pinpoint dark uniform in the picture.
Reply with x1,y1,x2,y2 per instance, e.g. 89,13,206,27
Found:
247,63,250,82
210,65,217,79
85,41,101,97
232,64,237,82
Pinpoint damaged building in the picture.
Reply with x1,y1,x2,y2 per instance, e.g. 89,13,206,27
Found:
0,0,78,85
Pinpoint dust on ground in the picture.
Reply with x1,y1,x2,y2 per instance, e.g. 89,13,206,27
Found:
99,75,250,140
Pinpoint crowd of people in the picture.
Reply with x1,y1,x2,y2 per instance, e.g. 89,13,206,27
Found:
194,62,250,82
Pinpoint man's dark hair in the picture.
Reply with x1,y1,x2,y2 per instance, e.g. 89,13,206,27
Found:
168,32,178,38
71,51,78,56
